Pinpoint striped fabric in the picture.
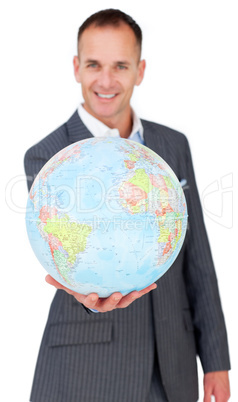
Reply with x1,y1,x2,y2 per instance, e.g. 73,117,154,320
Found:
24,111,230,402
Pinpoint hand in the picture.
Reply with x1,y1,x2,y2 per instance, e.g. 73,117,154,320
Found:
203,371,230,402
45,274,157,313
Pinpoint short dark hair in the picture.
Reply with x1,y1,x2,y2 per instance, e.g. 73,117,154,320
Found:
77,9,142,57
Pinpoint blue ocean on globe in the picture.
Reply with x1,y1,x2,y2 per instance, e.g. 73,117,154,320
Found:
26,137,188,297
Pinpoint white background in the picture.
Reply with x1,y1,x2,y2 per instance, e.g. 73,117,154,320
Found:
1,1,237,401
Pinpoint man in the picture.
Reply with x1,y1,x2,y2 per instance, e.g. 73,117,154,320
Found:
24,9,230,402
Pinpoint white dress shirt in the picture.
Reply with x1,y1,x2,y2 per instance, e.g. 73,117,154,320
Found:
77,104,144,142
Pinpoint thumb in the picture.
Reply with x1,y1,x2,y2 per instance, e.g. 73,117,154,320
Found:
203,382,212,402
203,391,211,402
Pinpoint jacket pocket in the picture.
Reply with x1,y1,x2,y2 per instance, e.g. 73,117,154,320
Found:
47,320,112,347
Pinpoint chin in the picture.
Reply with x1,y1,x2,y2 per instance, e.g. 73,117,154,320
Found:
93,107,118,120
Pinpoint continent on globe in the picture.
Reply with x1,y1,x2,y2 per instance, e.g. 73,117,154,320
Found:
38,206,92,285
26,137,188,297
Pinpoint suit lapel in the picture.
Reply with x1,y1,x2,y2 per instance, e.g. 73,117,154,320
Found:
66,110,93,144
142,119,181,179
142,119,168,162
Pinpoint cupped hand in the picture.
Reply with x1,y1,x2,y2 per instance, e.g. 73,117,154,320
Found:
45,275,157,313
203,371,230,402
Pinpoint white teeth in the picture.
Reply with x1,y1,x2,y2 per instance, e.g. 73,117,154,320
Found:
97,93,116,99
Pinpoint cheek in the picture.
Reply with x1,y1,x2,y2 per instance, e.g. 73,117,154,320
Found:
123,73,139,91
123,79,137,97
80,73,94,89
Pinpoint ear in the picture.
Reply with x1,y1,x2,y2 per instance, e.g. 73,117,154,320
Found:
73,56,81,83
136,59,146,86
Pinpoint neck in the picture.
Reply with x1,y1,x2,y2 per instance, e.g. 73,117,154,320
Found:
107,114,132,138
83,103,133,138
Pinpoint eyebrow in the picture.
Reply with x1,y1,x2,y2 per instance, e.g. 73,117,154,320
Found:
116,61,130,65
85,59,99,64
84,59,131,66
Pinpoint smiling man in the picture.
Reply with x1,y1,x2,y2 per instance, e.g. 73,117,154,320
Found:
73,17,145,137
24,9,230,402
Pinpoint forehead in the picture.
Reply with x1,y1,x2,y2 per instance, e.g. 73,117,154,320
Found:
78,23,139,62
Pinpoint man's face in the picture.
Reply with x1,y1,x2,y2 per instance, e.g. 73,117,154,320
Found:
73,23,145,126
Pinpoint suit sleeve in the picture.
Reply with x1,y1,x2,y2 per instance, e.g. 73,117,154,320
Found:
24,145,49,192
183,137,230,373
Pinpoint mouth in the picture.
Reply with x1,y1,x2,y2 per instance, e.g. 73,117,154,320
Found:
95,92,118,100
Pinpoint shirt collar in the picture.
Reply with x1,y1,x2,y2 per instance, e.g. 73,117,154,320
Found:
78,103,144,141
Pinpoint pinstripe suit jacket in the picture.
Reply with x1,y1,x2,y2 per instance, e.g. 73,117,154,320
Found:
24,111,230,402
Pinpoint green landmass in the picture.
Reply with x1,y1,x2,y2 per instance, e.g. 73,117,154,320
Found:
44,215,92,264
164,176,173,189
129,153,139,162
129,169,153,194
158,227,170,242
53,249,71,283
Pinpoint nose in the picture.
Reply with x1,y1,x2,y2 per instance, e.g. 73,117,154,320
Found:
97,67,115,89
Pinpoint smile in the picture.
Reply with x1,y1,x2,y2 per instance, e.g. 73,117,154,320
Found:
96,93,117,99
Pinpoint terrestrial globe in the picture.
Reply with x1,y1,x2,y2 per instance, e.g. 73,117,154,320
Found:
26,137,188,297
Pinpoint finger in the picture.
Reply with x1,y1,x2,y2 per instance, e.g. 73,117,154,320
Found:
96,292,123,312
83,293,100,309
45,275,67,290
137,283,157,296
46,275,78,300
45,275,87,304
116,283,157,309
203,387,212,402
203,392,211,402
116,292,140,309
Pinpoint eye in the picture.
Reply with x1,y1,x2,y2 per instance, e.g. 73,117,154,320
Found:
87,63,98,68
117,64,127,70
